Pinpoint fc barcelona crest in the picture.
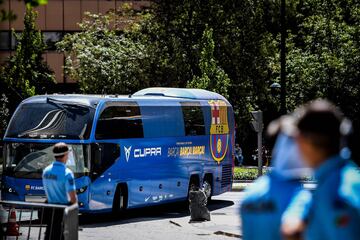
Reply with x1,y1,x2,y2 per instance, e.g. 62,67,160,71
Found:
209,100,229,164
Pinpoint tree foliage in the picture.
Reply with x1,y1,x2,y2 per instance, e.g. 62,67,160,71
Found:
41,0,360,162
0,94,9,138
0,0,16,22
268,0,360,161
24,0,48,7
1,0,48,22
139,0,360,161
135,0,276,150
57,9,150,94
0,6,55,117
0,1,50,138
187,27,230,98
284,1,360,118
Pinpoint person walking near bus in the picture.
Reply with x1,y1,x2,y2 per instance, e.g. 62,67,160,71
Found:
235,144,244,166
282,100,360,240
42,142,77,240
241,115,310,240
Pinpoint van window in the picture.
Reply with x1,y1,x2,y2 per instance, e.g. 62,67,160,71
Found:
96,103,143,139
181,102,205,136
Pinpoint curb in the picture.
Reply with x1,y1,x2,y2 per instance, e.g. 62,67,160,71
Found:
231,181,317,192
231,182,251,192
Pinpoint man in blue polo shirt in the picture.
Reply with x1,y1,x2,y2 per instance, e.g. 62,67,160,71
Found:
42,142,77,240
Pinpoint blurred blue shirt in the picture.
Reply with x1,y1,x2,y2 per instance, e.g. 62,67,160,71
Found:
304,156,360,240
241,134,309,240
42,161,76,204
241,172,304,240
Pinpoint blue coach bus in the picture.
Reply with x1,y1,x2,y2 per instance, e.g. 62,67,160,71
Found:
1,88,235,213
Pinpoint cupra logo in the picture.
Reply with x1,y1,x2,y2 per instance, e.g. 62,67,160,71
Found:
124,146,132,162
124,146,162,162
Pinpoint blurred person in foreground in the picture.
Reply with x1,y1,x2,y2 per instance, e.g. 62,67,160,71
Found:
282,100,360,240
240,115,311,240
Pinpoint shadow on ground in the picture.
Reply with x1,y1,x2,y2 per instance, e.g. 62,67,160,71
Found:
79,199,234,228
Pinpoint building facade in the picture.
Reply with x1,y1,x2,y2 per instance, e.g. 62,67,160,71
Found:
0,0,150,89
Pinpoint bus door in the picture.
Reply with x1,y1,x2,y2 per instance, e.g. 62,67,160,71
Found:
89,143,120,210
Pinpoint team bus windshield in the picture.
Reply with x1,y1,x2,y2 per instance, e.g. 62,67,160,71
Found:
5,101,95,139
3,143,90,179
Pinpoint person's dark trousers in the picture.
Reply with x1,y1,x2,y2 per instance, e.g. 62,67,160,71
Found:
43,208,65,240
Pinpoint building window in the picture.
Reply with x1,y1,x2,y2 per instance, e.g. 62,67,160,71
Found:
0,31,11,51
96,102,144,139
10,32,19,50
1,31,68,51
43,32,64,50
181,102,205,136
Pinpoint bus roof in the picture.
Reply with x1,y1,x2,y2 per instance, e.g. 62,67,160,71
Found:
133,88,228,100
21,88,230,107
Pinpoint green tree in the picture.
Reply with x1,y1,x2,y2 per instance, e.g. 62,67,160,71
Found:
187,27,230,98
0,1,49,139
0,0,16,22
57,10,150,94
0,94,9,138
1,0,48,22
282,1,360,120
142,0,359,161
24,0,48,7
1,6,55,111
266,0,360,162
138,0,276,157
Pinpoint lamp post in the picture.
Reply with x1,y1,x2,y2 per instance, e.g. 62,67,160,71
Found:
280,0,287,114
270,82,281,94
270,82,281,115
251,111,263,177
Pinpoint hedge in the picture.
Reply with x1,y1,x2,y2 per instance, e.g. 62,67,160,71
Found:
233,167,268,181
233,167,316,181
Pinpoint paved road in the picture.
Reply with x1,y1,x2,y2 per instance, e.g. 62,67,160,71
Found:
79,191,245,240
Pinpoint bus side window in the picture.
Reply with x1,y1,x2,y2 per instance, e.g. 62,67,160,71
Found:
95,104,144,139
91,143,120,179
141,106,185,138
181,102,206,136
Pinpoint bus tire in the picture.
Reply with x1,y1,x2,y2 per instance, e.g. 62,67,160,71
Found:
203,174,213,202
112,183,128,214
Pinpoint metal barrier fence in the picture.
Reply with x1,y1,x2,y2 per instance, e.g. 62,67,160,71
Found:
0,201,78,240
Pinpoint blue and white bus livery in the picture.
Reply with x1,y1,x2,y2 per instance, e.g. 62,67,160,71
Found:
2,88,235,213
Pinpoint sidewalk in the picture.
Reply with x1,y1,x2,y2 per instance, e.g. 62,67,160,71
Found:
232,181,316,191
